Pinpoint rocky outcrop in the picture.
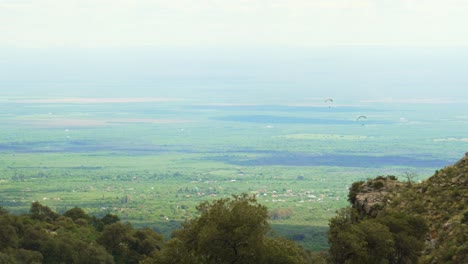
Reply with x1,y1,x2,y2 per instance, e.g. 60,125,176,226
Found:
352,175,404,217
349,155,468,263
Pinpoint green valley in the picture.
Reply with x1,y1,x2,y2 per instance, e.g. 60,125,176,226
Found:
0,97,466,250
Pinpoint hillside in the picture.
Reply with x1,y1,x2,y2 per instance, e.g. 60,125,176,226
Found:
339,153,468,263
1,154,466,263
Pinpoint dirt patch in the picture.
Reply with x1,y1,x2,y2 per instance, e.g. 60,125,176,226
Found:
21,119,108,127
11,97,183,104
20,118,191,127
106,118,189,124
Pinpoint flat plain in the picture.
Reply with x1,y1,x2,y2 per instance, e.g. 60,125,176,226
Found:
1,96,466,250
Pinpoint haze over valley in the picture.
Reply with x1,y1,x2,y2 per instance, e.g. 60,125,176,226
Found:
1,1,468,262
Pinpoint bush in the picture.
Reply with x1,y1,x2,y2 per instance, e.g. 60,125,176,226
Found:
348,181,364,204
372,181,385,189
462,211,468,224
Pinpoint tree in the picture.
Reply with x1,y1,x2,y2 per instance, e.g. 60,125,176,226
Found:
41,235,114,264
144,238,197,264
0,248,43,264
377,212,427,264
328,208,427,264
0,206,8,215
329,216,395,264
348,181,364,204
403,172,417,186
0,215,19,250
261,237,307,264
20,224,51,252
357,220,395,264
98,222,162,264
328,208,368,264
101,214,120,225
63,207,91,221
98,222,135,263
129,228,163,258
91,213,120,232
152,193,306,264
178,193,269,263
29,202,59,222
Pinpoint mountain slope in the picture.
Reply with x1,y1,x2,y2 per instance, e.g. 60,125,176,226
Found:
345,154,467,263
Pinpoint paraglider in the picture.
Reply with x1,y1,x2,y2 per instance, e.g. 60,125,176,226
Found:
324,98,334,108
356,115,367,126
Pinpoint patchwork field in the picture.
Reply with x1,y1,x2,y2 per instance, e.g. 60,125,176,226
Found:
0,96,466,250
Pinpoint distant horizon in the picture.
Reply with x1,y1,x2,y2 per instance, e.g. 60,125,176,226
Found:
2,0,468,102
2,46,468,102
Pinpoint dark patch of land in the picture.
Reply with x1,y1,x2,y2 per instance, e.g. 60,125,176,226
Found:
209,153,452,168
189,105,384,113
214,115,391,125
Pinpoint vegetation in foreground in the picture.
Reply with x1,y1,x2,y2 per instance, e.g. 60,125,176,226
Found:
327,154,468,264
144,194,322,264
0,194,327,264
0,202,162,263
2,99,465,251
1,154,467,263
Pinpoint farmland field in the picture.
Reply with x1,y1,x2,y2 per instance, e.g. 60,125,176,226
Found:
1,96,467,250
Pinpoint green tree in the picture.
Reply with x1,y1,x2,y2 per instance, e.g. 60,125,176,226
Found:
356,220,395,264
377,212,427,264
0,215,19,250
144,238,196,264
328,211,367,264
29,202,59,222
179,193,269,263
101,214,120,225
20,224,51,252
348,181,364,204
98,222,135,263
152,193,306,264
92,214,121,232
98,221,162,264
261,237,307,264
328,208,427,264
41,235,114,264
129,228,163,258
0,206,8,215
63,207,91,221
0,248,43,264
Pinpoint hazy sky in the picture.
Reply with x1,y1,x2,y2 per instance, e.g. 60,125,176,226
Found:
1,1,468,100
2,0,468,48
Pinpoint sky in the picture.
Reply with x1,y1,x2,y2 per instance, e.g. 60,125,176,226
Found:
2,0,468,48
1,0,468,100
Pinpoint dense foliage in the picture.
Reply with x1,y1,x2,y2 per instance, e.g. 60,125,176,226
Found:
328,155,468,264
0,203,163,264
144,193,310,263
328,208,427,264
2,155,466,263
0,195,318,264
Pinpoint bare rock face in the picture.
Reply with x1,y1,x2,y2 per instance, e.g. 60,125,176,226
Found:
352,176,403,217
